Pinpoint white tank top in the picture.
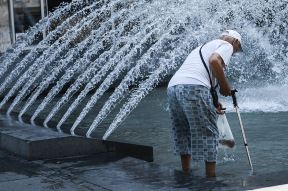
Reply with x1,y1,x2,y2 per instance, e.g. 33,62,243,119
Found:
168,39,233,89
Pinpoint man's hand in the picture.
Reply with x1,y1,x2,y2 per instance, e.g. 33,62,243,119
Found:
220,88,231,97
216,102,226,115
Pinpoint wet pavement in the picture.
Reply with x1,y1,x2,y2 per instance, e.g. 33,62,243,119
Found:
1,148,288,191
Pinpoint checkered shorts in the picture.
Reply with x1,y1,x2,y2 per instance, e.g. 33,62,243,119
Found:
167,84,219,162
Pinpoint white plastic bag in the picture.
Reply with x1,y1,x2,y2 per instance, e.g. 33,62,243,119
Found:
217,114,235,148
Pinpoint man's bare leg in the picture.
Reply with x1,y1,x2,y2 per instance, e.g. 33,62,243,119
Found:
205,161,216,177
181,154,191,173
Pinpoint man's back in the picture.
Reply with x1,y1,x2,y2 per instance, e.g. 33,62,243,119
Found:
168,39,233,89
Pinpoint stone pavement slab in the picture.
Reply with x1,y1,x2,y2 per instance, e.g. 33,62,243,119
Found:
0,176,109,191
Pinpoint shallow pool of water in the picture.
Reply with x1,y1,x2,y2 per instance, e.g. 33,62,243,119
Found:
4,87,288,182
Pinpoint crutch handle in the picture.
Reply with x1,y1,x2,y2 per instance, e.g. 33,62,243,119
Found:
231,89,238,107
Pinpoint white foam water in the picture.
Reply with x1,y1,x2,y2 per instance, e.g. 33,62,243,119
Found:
221,85,288,113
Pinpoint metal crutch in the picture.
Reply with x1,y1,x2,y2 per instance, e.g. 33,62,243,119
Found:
231,90,253,172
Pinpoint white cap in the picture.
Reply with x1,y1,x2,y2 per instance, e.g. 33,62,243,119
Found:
220,30,242,51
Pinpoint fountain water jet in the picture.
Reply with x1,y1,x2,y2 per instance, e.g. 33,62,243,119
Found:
43,11,154,130
0,1,103,96
18,4,139,123
86,23,186,137
54,18,162,130
69,21,172,135
0,0,87,78
0,0,288,141
1,0,129,114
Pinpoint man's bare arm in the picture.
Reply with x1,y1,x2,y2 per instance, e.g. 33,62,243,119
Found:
209,53,231,96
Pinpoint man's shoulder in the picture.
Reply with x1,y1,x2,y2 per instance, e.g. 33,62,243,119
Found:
208,39,230,46
206,39,233,54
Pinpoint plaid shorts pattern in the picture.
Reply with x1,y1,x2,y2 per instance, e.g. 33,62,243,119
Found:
167,84,219,162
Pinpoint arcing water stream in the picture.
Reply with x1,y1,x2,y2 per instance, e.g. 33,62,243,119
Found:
0,0,288,140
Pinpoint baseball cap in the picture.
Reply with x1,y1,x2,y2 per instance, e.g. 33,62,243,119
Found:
220,30,243,52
